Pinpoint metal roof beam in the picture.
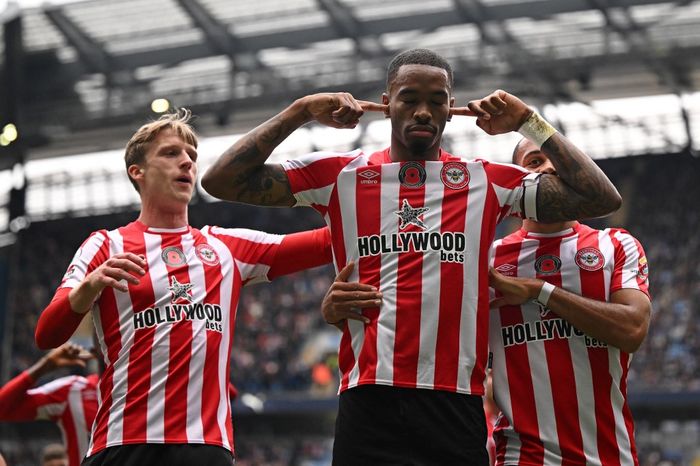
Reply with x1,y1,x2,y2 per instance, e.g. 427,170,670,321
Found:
43,7,111,74
316,0,385,57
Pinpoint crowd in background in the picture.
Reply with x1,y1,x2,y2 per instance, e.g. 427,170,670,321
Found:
2,152,700,464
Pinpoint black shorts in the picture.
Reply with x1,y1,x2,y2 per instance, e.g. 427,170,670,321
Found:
333,384,488,466
82,443,233,466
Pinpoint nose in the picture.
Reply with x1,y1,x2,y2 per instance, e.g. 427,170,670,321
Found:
414,102,432,123
537,161,557,175
179,151,194,169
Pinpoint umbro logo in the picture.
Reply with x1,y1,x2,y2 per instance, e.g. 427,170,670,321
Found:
495,263,517,276
358,169,380,185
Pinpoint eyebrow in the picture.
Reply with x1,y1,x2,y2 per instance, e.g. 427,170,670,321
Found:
397,88,449,97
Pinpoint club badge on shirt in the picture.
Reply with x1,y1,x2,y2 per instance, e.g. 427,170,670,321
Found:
398,162,426,188
575,247,605,271
196,243,220,266
440,162,469,190
168,276,193,303
394,198,430,230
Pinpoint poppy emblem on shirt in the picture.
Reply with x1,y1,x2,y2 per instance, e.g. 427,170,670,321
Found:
575,247,605,271
398,162,426,188
534,254,562,275
161,246,186,267
440,162,470,190
196,243,220,266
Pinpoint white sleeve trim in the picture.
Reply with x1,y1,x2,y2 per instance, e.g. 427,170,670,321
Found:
522,173,541,221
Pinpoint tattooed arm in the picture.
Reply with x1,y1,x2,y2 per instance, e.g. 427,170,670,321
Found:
467,90,622,222
202,93,382,207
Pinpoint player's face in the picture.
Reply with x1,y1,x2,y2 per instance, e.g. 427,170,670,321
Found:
515,139,556,174
383,64,454,159
138,128,198,206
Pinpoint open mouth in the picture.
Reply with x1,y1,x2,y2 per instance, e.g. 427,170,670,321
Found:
176,176,192,185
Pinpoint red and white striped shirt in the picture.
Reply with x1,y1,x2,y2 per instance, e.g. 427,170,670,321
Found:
282,148,534,394
0,371,98,466
489,222,650,466
54,221,330,456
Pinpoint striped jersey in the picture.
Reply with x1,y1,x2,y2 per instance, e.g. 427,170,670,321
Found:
0,371,98,466
282,148,535,395
489,222,650,466
56,221,329,456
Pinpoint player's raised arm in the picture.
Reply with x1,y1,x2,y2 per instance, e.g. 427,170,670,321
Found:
467,90,622,221
201,93,385,207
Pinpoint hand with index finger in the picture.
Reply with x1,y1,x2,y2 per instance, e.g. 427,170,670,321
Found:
322,262,382,327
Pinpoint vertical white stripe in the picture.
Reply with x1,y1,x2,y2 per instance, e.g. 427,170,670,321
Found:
204,233,234,451
375,162,401,385
599,231,615,301
561,234,599,465
456,162,486,392
416,162,444,388
89,311,104,455
63,233,107,289
516,242,562,465
183,233,205,443
144,233,169,443
104,229,134,448
337,157,369,387
67,381,89,459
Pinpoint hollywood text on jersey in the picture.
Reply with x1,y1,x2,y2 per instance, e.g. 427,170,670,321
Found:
501,313,608,349
133,302,224,333
357,231,467,263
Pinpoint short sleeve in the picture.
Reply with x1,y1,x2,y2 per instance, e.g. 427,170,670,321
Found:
281,150,362,209
610,229,650,298
482,161,539,222
60,231,110,290
26,376,77,420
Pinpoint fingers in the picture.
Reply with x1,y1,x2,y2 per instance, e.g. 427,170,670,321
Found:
358,100,388,113
328,309,370,325
331,93,364,128
467,91,508,120
335,262,355,283
449,107,477,117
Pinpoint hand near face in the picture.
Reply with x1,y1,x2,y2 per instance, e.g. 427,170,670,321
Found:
467,90,533,135
301,93,388,129
44,342,95,371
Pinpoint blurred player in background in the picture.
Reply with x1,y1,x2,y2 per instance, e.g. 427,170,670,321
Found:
41,443,69,466
203,48,622,465
34,110,332,466
0,342,97,466
487,138,651,465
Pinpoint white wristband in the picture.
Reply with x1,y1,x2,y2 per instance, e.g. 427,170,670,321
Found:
518,111,557,148
536,282,556,307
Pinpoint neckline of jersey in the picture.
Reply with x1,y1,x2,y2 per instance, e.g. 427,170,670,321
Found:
520,221,581,239
382,147,452,163
132,220,190,235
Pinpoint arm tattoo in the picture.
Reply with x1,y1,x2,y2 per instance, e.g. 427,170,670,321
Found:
535,133,622,222
204,110,306,206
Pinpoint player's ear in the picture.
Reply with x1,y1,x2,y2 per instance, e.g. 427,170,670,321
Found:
382,93,390,119
128,164,144,183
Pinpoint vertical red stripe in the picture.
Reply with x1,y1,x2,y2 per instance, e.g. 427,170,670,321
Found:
493,241,545,464
60,402,80,466
539,237,585,465
619,352,640,465
193,231,224,447
471,184,501,393
355,167,382,385
120,227,154,443
162,235,194,443
392,169,426,386
433,182,467,390
578,231,621,466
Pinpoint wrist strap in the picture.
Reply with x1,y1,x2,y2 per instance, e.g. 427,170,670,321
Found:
537,282,556,306
518,111,557,148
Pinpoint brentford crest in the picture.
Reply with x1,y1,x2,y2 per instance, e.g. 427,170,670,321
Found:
196,243,220,266
575,247,605,271
440,162,470,190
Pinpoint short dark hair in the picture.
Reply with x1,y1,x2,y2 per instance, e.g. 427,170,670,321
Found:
386,48,453,90
41,443,67,464
512,138,527,165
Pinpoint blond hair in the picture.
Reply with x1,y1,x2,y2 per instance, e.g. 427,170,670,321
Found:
124,109,198,192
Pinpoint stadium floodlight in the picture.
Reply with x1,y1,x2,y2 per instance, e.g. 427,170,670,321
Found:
151,98,170,113
3,123,17,142
0,133,10,146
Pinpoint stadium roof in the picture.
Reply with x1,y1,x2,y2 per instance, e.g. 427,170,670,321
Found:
1,0,700,164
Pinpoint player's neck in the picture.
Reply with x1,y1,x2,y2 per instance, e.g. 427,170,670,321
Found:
522,219,576,234
389,139,441,162
137,203,189,229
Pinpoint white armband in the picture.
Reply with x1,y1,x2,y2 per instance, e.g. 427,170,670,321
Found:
518,111,557,148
